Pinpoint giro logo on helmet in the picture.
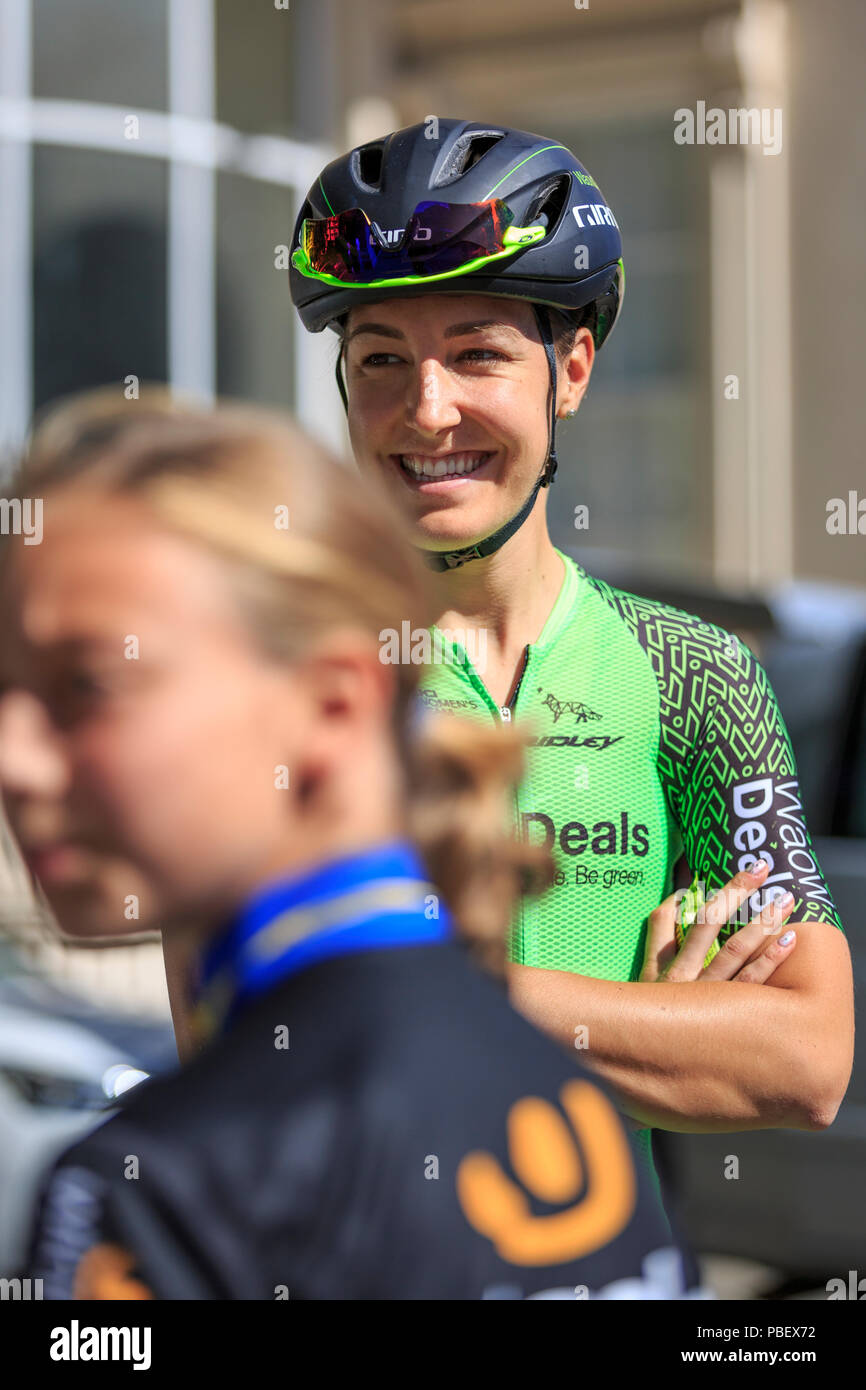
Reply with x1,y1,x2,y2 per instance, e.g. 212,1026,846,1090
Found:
572,203,619,230
372,222,433,245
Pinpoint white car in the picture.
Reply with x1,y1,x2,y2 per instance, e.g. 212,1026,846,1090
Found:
0,972,173,1276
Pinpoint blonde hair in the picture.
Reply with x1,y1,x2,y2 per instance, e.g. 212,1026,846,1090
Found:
13,386,554,975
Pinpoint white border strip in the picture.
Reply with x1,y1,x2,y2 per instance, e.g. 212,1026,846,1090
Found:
0,0,32,456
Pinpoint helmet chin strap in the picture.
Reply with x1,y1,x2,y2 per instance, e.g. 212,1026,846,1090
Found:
333,303,560,572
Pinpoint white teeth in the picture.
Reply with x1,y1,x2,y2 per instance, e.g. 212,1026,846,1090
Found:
400,452,488,479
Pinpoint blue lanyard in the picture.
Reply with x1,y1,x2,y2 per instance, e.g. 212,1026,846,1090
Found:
192,840,453,1039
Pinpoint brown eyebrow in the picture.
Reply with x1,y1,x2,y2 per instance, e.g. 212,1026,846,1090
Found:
344,319,522,345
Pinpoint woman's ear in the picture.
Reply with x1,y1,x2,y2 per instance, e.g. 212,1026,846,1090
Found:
558,326,595,418
297,629,396,753
284,633,398,819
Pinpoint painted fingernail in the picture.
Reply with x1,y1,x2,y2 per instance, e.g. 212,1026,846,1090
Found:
779,929,795,947
778,891,795,910
748,859,767,877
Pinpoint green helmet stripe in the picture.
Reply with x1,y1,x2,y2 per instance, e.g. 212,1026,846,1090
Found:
318,178,336,216
483,145,570,199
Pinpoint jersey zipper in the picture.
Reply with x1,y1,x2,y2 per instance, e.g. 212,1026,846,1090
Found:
441,632,533,726
499,643,531,723
500,645,532,967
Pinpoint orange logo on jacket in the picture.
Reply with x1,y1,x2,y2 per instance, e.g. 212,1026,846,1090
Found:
457,1080,636,1266
73,1243,154,1299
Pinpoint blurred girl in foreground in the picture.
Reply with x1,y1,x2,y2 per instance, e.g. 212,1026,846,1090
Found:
0,393,692,1298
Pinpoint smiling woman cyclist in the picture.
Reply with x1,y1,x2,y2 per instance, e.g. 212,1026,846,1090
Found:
289,118,854,1208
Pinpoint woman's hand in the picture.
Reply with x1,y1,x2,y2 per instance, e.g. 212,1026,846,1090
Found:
640,858,797,983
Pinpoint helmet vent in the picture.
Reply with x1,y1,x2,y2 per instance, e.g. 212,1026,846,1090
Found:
432,129,505,187
526,175,571,235
351,142,385,192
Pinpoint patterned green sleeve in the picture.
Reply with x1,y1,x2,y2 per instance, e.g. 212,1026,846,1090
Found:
582,574,844,938
654,615,844,938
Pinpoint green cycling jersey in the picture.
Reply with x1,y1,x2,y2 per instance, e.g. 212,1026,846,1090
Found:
417,549,844,1200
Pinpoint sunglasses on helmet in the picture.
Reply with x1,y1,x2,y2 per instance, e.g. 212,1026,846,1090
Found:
292,198,546,289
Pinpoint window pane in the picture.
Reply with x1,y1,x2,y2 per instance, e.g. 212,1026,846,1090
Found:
215,0,294,136
216,172,294,410
33,148,167,410
33,0,168,110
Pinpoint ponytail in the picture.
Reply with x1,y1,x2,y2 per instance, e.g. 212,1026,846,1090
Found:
406,712,555,977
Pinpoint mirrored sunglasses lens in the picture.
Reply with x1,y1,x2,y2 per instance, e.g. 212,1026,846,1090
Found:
304,200,513,281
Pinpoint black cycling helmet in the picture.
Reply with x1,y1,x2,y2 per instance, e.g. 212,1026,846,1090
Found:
289,118,624,570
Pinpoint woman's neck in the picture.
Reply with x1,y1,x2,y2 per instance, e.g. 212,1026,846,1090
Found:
164,756,407,951
433,517,565,658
